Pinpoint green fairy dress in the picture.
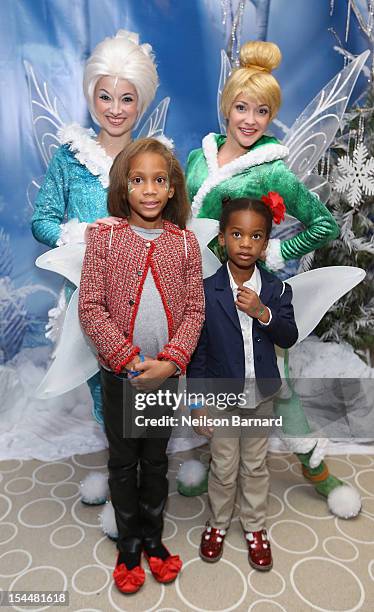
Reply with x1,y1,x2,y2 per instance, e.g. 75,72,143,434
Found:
186,133,339,270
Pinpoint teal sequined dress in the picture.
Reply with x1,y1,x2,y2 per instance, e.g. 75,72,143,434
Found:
32,123,112,424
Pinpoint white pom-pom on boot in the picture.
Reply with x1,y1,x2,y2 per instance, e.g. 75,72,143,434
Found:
327,485,361,519
177,459,208,497
80,471,109,505
177,459,207,486
99,500,118,540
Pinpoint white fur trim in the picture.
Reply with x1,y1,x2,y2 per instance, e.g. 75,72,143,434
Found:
56,218,87,246
281,437,318,455
58,123,112,188
80,471,109,504
327,485,361,519
309,438,329,468
154,134,174,150
99,501,118,539
280,437,328,468
265,238,285,271
191,133,289,217
177,459,207,487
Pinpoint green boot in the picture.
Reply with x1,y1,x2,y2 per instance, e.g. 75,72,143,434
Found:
297,449,344,497
274,391,361,518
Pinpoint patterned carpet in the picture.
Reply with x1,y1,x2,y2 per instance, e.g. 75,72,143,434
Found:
0,448,374,611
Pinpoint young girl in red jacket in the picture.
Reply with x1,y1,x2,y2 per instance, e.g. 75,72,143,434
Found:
78,137,205,594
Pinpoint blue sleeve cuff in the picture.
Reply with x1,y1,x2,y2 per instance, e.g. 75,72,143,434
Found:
188,401,204,411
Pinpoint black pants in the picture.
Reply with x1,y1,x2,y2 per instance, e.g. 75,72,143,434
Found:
101,367,176,554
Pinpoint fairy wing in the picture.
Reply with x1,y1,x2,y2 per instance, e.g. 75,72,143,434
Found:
24,60,70,168
283,50,370,182
273,48,367,249
36,243,86,287
34,288,99,399
287,266,366,343
136,97,171,140
35,244,97,398
187,218,221,278
217,50,232,135
302,173,331,203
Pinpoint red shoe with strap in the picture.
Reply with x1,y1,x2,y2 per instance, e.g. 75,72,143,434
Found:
199,522,226,563
113,555,145,594
245,529,273,571
144,549,182,584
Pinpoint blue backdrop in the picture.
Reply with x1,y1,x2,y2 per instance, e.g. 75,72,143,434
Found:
0,0,368,361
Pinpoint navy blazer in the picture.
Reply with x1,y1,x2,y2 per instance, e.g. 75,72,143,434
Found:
187,264,298,397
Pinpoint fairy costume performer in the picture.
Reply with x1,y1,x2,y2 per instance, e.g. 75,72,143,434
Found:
185,41,361,516
31,30,159,505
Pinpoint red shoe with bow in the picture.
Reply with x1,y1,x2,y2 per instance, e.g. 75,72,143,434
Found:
245,529,273,571
199,522,226,562
113,555,145,594
144,547,182,583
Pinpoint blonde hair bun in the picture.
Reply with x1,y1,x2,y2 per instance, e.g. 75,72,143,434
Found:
239,41,281,73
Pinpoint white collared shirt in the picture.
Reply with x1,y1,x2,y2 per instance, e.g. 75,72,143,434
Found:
227,263,272,408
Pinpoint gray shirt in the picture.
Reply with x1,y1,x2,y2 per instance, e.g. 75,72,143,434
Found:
131,226,168,357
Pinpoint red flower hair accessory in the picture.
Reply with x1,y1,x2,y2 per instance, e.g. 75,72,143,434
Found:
261,192,286,224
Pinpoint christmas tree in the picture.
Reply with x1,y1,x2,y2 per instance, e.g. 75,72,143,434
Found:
312,85,374,365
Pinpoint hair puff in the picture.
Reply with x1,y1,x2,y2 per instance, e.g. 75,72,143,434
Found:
239,40,282,72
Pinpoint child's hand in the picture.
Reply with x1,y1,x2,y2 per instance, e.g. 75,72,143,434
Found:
84,216,121,242
190,407,214,438
236,286,270,323
129,359,177,391
125,355,142,373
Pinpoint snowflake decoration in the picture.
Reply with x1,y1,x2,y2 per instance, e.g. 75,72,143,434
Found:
334,143,374,207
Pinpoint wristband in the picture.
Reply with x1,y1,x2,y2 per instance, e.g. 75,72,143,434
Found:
189,401,204,411
257,306,266,318
128,354,145,378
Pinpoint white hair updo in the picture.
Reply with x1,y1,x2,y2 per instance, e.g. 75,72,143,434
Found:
83,30,159,125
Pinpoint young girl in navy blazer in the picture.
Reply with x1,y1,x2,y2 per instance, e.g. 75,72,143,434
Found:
187,195,298,571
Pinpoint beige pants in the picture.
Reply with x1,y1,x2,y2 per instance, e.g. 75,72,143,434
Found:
208,400,272,532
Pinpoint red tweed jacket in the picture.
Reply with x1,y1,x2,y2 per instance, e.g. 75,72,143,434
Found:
78,218,205,374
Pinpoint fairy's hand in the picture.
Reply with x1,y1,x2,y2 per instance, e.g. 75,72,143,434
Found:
84,217,122,242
